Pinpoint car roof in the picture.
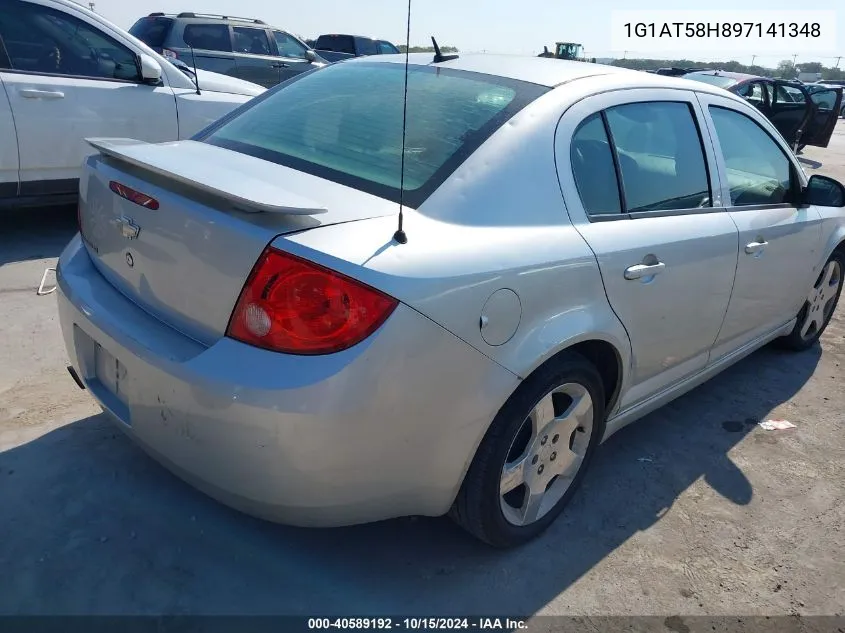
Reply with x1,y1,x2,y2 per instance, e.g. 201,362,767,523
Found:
346,53,756,98
684,70,759,82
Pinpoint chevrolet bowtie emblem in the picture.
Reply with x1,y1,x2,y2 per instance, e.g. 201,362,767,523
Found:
118,216,140,240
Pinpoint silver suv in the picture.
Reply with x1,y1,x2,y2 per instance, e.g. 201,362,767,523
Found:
129,12,326,88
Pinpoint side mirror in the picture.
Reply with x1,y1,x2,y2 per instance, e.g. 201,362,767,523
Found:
305,49,317,63
138,53,162,84
803,174,845,207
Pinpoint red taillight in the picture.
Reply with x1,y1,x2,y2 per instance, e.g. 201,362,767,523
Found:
109,181,160,210
226,247,398,355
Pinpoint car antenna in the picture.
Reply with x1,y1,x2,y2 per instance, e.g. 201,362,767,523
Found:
189,44,201,95
392,0,413,244
431,36,458,63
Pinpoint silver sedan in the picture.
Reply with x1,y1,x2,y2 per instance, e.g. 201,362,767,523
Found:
56,54,845,548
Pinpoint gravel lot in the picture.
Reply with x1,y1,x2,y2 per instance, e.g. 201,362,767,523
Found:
1,122,844,619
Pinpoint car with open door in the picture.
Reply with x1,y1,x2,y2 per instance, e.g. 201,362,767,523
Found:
0,0,264,210
683,70,842,151
56,55,845,548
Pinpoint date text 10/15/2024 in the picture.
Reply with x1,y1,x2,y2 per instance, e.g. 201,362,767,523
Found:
308,618,528,630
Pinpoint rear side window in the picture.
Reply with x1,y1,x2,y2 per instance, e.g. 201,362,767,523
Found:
183,24,231,52
129,17,174,48
315,35,355,53
203,62,548,207
570,114,622,215
605,102,711,213
570,102,711,217
356,38,378,56
708,106,793,206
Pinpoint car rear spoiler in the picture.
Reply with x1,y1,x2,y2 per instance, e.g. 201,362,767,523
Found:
86,138,328,215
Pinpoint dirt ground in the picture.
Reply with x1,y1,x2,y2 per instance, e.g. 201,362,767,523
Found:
1,123,843,619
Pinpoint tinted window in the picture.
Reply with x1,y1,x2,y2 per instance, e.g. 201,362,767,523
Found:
128,17,173,48
356,38,378,56
377,41,399,55
233,26,270,55
709,106,794,206
204,62,547,207
605,102,711,212
735,81,766,107
775,85,805,104
809,88,837,111
0,1,140,81
274,31,307,59
315,35,355,54
570,113,622,215
183,24,231,52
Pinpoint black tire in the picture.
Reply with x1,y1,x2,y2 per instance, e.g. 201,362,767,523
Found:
449,351,606,548
779,250,844,351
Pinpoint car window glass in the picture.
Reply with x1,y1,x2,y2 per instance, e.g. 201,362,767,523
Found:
736,82,765,107
274,31,307,59
775,85,805,104
0,2,141,81
205,62,547,207
233,27,270,55
570,113,622,215
604,101,711,213
377,41,399,55
315,35,355,53
709,106,793,206
183,24,232,52
128,17,173,48
809,89,836,111
356,38,378,55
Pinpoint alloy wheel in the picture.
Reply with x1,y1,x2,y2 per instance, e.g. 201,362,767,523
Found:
800,259,842,341
499,383,593,526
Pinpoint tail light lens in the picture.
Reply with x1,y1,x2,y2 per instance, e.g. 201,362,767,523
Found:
226,247,398,355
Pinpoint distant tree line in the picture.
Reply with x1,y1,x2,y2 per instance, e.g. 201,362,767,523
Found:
397,45,459,54
610,57,845,80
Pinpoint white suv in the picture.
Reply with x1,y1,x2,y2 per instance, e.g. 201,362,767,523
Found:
0,0,266,209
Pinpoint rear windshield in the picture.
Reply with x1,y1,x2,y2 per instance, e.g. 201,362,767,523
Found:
684,73,739,89
128,17,173,48
202,62,548,207
315,35,355,53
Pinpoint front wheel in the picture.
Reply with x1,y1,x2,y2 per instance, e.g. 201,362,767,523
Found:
449,352,605,548
779,251,843,351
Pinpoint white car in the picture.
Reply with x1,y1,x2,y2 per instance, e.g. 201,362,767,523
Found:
0,0,266,209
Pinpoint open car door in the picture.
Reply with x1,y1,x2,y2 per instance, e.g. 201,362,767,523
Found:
768,80,814,149
801,85,843,148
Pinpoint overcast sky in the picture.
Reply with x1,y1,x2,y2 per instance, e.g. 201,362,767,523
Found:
88,0,843,65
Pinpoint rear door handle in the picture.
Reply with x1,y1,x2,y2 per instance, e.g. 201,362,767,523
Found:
624,262,666,280
745,240,769,255
271,62,289,68
20,89,65,99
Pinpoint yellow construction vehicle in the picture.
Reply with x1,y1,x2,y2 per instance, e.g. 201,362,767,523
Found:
538,42,596,63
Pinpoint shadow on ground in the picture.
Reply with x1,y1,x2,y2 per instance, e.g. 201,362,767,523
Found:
0,343,821,615
0,205,77,267
798,156,823,170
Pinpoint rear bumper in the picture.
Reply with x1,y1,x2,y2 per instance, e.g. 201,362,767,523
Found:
56,235,519,526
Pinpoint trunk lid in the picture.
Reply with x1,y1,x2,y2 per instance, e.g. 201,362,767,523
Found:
79,139,398,346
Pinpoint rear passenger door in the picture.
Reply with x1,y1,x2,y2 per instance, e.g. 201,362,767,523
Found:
768,81,813,148
555,90,739,411
231,26,279,88
699,93,823,357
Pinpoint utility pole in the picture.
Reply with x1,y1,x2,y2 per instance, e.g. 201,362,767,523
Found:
751,55,756,66
792,53,797,66
623,50,628,59
88,2,95,11
835,56,842,69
